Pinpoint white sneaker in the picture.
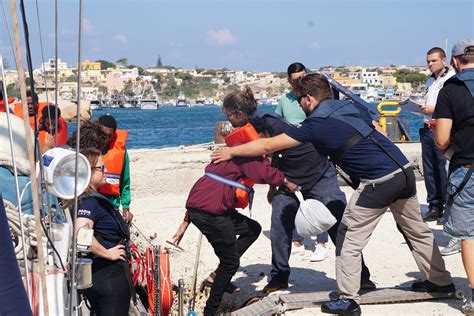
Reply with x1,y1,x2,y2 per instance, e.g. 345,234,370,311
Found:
291,244,305,256
310,244,328,262
439,238,461,256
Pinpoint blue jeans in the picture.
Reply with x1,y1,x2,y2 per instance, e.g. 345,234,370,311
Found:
444,166,474,239
270,165,371,283
420,126,447,208
292,230,329,244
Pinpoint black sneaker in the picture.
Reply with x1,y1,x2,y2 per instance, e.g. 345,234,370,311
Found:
411,280,455,293
262,278,289,294
321,299,361,315
423,205,442,222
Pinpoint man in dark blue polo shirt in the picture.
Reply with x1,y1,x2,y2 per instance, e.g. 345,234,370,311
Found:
211,74,454,316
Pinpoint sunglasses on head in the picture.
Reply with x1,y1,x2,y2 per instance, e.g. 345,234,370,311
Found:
92,165,106,173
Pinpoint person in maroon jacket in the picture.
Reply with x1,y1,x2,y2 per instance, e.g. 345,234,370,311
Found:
171,89,297,316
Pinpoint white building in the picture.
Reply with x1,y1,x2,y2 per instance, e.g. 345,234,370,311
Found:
40,58,68,72
360,70,380,86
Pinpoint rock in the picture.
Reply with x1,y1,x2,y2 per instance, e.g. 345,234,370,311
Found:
37,93,91,121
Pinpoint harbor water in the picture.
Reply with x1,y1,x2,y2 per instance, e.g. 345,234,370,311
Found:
70,105,424,149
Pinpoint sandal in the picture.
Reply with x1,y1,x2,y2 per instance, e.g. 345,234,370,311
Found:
199,273,241,294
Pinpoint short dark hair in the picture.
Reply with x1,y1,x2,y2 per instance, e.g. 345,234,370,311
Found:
222,86,257,117
42,105,61,119
26,91,38,103
98,114,117,131
427,47,446,58
455,45,474,64
287,62,307,77
67,120,109,151
293,73,333,102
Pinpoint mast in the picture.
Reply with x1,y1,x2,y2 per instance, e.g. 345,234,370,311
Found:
9,0,49,314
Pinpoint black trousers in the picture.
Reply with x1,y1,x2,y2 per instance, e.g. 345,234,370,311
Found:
84,260,131,316
188,209,262,316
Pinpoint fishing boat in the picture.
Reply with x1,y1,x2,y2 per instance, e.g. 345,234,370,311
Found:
175,92,190,107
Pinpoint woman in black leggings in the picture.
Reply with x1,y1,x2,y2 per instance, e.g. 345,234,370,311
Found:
75,148,131,315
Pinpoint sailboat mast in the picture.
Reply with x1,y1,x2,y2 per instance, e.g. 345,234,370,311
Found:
9,0,49,314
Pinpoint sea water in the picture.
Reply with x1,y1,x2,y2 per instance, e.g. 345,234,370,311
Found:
69,104,423,149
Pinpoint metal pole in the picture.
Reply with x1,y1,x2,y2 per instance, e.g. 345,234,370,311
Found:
154,245,161,316
54,0,59,145
69,0,84,314
178,278,184,316
9,0,49,314
0,54,31,305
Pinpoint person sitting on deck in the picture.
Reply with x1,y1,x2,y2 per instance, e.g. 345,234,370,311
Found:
97,115,133,225
38,105,69,152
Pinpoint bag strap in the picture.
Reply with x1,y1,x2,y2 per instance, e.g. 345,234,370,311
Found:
204,172,255,210
447,163,474,206
294,191,304,203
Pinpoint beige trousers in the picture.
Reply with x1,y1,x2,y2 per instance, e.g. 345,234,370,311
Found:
336,167,452,302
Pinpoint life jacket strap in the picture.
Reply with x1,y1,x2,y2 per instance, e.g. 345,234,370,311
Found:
204,172,255,211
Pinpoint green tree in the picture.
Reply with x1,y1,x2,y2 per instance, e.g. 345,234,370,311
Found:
96,59,116,69
6,83,19,98
116,57,128,67
393,69,429,87
156,54,163,68
98,85,108,97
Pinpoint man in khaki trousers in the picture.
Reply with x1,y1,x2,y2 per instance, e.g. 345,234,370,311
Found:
211,73,454,316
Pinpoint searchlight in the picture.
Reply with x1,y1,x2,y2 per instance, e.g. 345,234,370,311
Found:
41,148,91,199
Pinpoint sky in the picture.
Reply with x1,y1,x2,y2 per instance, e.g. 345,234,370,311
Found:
1,0,473,72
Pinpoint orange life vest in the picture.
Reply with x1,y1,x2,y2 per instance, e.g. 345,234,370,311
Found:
98,129,128,196
0,98,16,112
38,117,69,150
224,122,260,209
13,102,49,129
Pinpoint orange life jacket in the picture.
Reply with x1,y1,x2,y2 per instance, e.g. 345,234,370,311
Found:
38,117,69,150
224,122,260,209
98,129,128,196
0,98,16,112
13,102,49,129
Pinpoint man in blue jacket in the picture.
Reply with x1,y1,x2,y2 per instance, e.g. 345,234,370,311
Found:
212,74,453,315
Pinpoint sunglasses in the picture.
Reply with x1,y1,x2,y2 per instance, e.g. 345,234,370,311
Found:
297,94,307,104
92,165,106,173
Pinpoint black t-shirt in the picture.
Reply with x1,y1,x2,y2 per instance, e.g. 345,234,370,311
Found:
251,112,330,190
286,113,408,183
434,77,474,168
77,195,127,250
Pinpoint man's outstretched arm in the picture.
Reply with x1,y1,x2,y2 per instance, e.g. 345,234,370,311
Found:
211,133,301,163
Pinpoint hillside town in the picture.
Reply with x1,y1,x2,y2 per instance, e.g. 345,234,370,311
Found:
2,56,431,107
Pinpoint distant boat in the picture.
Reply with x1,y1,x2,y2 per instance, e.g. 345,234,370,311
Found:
139,98,161,110
90,100,102,111
175,92,190,107
204,97,215,106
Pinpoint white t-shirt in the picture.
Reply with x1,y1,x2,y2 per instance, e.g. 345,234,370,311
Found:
424,67,455,121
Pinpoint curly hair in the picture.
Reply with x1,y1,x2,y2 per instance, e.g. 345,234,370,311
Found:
67,120,108,151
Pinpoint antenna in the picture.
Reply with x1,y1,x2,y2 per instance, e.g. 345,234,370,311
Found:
445,38,448,53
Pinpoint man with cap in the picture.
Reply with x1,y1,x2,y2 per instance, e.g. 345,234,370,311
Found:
434,39,474,315
97,114,133,224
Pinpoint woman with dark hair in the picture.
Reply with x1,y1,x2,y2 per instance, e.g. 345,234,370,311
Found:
74,147,132,315
171,88,297,315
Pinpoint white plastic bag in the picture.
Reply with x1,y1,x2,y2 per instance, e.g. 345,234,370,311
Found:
294,191,337,238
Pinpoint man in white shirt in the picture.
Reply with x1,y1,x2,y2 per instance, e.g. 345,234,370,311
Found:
419,48,455,222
